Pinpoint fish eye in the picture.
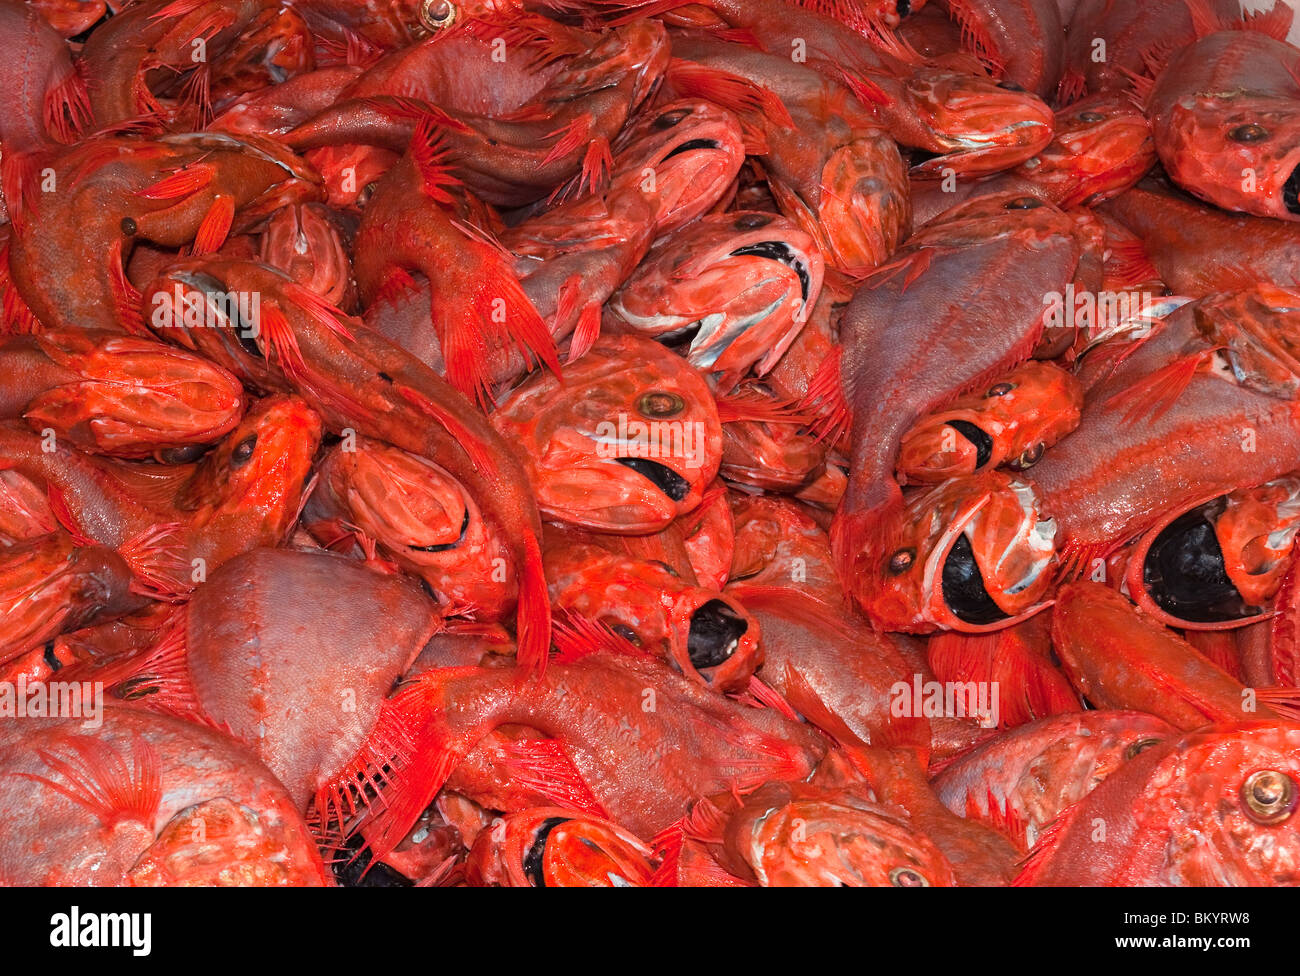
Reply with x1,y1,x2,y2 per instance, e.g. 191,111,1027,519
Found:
120,217,138,236
1009,442,1045,470
996,80,1025,92
1241,769,1297,824
1228,123,1269,143
889,867,928,887
734,213,773,230
987,382,1015,397
1004,197,1042,210
637,391,685,418
419,0,456,30
1077,111,1106,123
654,108,691,130
887,547,916,575
1124,738,1162,760
230,434,257,467
608,622,641,646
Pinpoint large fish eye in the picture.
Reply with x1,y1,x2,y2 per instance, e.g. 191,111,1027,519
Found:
120,217,138,236
637,391,685,418
1228,124,1269,143
987,382,1015,397
1124,738,1162,760
419,0,456,31
1004,197,1042,210
230,434,257,467
887,547,916,575
1077,111,1106,123
889,867,928,887
1009,442,1045,471
1242,770,1297,824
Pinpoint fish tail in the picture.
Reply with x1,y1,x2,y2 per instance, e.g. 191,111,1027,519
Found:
1237,0,1294,40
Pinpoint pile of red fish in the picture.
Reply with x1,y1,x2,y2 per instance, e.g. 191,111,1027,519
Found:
1,0,1299,887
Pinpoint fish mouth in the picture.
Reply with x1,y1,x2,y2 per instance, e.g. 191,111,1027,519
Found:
613,456,690,501
1284,163,1300,215
729,240,812,303
944,420,994,471
687,599,748,669
940,533,1010,626
1141,502,1257,623
406,507,470,553
661,138,721,160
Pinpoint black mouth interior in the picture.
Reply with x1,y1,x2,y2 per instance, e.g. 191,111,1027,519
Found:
1285,164,1300,215
687,599,747,669
1142,504,1257,623
522,817,571,888
945,420,994,470
408,507,470,553
941,534,1010,625
662,138,721,161
332,832,413,888
897,0,911,15
614,457,690,501
730,240,812,302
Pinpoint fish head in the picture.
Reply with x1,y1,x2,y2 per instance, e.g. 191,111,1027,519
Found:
24,329,246,461
897,361,1083,482
907,72,1055,176
547,543,761,693
720,384,830,492
465,808,657,887
860,473,1057,633
608,210,823,382
316,436,514,618
259,203,354,309
492,334,723,534
1159,96,1300,221
804,131,911,274
1126,476,1300,629
724,782,956,887
181,394,323,537
611,99,745,234
1023,92,1155,208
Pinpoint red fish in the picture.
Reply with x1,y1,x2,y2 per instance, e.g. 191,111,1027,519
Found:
465,807,657,886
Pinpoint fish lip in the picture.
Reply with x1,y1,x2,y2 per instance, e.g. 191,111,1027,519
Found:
612,456,690,501
729,240,812,303
660,137,722,161
944,420,994,471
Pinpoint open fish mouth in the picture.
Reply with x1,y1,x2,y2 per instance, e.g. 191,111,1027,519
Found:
662,138,721,160
613,456,690,500
686,598,748,669
405,507,470,553
1285,163,1300,215
945,420,994,470
1141,503,1256,623
729,240,813,303
941,534,1009,625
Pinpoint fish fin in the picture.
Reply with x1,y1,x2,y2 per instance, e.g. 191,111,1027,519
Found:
177,61,213,128
257,301,305,378
1056,68,1087,106
119,522,190,600
714,390,810,425
191,195,235,256
317,670,493,865
550,608,646,663
0,237,42,334
945,0,1007,76
666,59,794,129
497,737,608,816
1012,802,1079,886
542,113,592,166
578,136,613,197
838,68,891,109
136,162,216,200
43,66,92,145
727,583,860,643
744,674,802,722
830,492,906,615
1237,0,1294,39
969,788,1032,854
392,383,496,473
1104,235,1161,289
1052,538,1117,585
1119,65,1158,110
1256,686,1300,721
17,735,161,829
928,629,1078,729
1102,349,1209,424
283,281,356,341
1183,0,1229,36
801,345,851,443
45,487,97,548
107,239,148,337
438,226,558,407
372,266,419,308
567,299,601,364
410,120,464,205
513,530,552,677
